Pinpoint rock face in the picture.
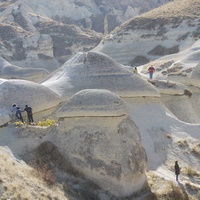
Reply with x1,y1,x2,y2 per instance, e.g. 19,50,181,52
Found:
137,38,200,87
0,1,102,71
56,89,128,117
22,0,170,33
0,78,60,125
42,51,159,100
94,0,200,66
0,56,49,81
55,89,147,197
0,0,170,71
190,63,200,88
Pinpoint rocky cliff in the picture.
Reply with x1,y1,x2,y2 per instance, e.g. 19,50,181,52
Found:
94,0,200,66
0,0,170,72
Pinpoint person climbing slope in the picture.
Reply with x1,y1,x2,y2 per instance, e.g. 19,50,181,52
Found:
16,107,24,122
12,104,23,122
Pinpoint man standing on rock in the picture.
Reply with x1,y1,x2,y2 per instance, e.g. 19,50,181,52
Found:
24,105,34,124
148,65,155,79
174,161,180,181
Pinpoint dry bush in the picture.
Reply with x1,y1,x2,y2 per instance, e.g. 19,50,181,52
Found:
166,133,172,139
31,160,56,186
185,182,200,192
182,167,200,178
191,143,200,157
185,182,200,200
146,171,189,200
177,139,188,148
166,181,188,200
0,148,67,199
184,89,192,97
37,119,57,127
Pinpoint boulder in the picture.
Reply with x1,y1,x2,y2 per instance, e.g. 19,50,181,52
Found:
55,89,147,197
0,78,60,125
42,51,159,100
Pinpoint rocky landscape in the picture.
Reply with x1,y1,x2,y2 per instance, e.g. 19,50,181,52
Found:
0,0,170,72
0,0,200,199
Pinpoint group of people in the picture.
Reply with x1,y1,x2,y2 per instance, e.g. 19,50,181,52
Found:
12,104,34,124
133,65,155,79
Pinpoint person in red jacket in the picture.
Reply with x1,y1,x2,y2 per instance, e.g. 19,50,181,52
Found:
148,65,155,79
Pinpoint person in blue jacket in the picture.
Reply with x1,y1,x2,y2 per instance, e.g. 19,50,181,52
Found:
16,107,24,122
12,104,23,122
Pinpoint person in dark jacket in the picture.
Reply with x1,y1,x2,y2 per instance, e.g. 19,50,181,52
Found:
174,161,180,181
24,105,34,124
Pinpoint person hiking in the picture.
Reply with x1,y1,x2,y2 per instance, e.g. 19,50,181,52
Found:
174,161,180,181
24,105,34,124
16,107,24,122
12,104,23,122
12,104,18,114
133,67,138,74
148,65,155,79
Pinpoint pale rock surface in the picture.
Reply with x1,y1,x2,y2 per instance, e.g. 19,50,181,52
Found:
23,0,169,32
160,94,200,124
139,38,200,87
56,89,128,117
42,51,160,100
0,1,102,71
148,79,191,96
0,56,49,81
190,63,200,88
54,89,147,197
94,0,200,66
123,6,140,20
0,78,60,126
124,96,200,172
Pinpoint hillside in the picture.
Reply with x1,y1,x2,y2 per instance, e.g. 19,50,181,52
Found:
0,0,200,199
94,0,200,66
1,50,200,199
0,0,171,72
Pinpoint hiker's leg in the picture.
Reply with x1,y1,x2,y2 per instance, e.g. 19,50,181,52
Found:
19,113,23,122
16,113,19,119
28,114,31,123
30,114,34,122
149,72,152,79
16,113,20,120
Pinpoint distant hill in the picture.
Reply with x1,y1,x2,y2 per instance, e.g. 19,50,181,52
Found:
94,0,200,66
14,0,171,34
0,0,170,72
